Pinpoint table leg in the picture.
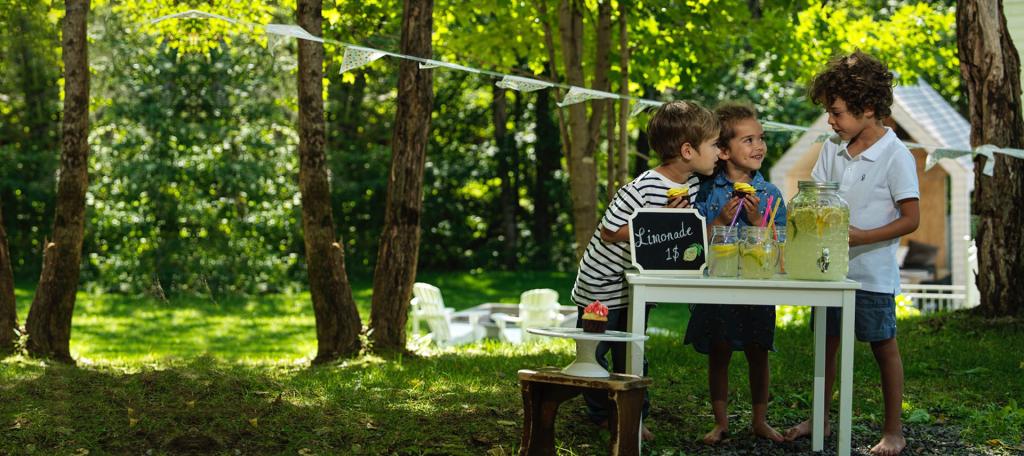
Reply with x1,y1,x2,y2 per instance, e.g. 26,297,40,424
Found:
812,305,826,452
838,290,855,456
626,286,645,376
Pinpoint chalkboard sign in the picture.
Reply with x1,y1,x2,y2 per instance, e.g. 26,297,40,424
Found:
628,208,708,275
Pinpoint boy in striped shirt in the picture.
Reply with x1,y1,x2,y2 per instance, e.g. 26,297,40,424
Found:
571,100,721,440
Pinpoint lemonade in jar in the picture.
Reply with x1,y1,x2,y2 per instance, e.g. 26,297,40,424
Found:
784,181,849,281
739,226,777,279
708,226,739,277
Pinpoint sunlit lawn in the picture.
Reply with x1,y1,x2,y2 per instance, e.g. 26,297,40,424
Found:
3,271,1022,455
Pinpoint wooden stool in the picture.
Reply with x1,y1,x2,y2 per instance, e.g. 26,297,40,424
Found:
518,368,651,456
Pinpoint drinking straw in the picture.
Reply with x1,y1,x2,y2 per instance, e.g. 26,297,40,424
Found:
767,197,783,239
729,199,744,228
759,195,774,227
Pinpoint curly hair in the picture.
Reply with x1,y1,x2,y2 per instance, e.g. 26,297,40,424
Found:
647,100,720,162
714,102,758,150
809,50,894,119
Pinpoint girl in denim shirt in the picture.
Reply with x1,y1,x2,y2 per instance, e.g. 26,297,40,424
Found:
684,102,787,445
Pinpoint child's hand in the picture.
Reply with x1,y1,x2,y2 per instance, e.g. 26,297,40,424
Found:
665,196,691,209
743,194,761,224
715,197,743,225
849,226,869,246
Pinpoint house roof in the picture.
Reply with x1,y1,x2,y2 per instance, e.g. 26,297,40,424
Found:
893,79,972,154
771,78,973,187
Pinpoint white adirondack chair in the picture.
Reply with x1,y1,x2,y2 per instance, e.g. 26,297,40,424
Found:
409,282,484,347
492,288,566,344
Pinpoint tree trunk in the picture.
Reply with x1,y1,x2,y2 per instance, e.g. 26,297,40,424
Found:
297,0,363,364
0,198,16,355
958,0,1024,316
494,86,518,269
606,99,617,200
532,89,561,267
617,0,630,191
535,1,573,176
558,0,612,259
369,0,434,351
24,0,90,363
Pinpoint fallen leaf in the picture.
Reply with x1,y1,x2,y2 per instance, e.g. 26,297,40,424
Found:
73,449,89,456
248,417,258,427
127,407,135,416
298,448,314,456
186,400,195,409
987,439,1006,447
129,418,138,428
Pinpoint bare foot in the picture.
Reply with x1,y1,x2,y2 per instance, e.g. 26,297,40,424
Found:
869,433,906,456
752,421,785,443
783,419,830,441
702,424,729,445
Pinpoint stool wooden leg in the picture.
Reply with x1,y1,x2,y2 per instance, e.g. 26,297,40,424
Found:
519,381,581,456
607,388,645,456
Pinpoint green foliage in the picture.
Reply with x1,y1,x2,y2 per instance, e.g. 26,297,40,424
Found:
84,5,303,295
0,0,965,292
0,0,61,277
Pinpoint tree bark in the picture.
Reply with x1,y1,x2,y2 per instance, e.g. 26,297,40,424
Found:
0,198,16,355
958,0,1024,316
297,0,363,364
617,0,630,191
606,98,617,200
369,0,434,351
558,0,612,259
494,86,518,269
24,0,90,363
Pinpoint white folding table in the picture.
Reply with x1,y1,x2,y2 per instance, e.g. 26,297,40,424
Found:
625,272,859,455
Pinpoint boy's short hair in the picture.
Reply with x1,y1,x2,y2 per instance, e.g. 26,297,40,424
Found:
714,102,758,149
647,100,719,161
809,50,894,119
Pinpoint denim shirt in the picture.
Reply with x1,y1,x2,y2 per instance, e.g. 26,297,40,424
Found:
695,170,787,227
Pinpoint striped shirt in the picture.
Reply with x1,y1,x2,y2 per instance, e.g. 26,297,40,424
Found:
571,169,702,310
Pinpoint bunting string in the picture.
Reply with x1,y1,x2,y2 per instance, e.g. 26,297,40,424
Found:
149,9,1024,177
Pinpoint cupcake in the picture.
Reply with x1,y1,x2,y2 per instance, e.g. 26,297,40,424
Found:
581,301,609,333
732,182,756,199
666,185,690,201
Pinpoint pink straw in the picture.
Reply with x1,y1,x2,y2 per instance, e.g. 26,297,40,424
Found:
760,195,774,227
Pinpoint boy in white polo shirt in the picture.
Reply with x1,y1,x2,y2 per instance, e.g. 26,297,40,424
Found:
784,51,920,456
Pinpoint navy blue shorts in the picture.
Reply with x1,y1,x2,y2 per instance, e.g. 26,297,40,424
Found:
822,290,897,342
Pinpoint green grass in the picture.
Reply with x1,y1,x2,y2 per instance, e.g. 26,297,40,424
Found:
3,271,1023,455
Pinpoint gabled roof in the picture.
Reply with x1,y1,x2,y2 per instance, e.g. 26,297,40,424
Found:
893,78,971,154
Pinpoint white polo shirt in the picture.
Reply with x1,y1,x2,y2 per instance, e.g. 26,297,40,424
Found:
811,127,920,294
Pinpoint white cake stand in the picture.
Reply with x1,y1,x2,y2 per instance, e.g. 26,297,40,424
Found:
526,327,649,378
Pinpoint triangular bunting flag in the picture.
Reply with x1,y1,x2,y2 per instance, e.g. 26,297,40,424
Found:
495,75,553,92
264,24,323,43
418,59,481,73
557,86,614,107
925,149,972,172
340,46,387,74
150,9,238,25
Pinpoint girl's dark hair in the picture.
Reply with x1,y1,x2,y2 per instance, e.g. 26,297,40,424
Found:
809,50,894,119
714,102,758,150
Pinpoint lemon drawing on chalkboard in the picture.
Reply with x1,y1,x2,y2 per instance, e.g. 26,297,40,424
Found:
683,243,703,261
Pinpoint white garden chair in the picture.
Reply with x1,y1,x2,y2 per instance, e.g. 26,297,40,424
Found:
409,282,485,347
491,288,566,344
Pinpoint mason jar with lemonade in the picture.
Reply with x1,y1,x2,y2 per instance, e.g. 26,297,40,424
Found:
784,181,849,281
